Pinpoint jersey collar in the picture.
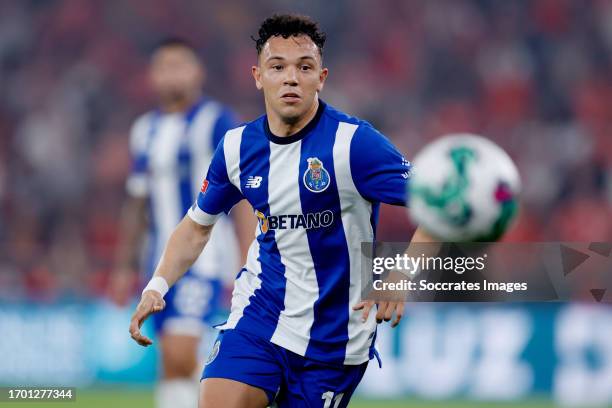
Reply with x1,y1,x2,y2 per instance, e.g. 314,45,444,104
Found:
264,99,326,145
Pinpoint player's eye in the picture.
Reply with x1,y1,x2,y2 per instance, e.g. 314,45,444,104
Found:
300,65,312,71
272,65,283,71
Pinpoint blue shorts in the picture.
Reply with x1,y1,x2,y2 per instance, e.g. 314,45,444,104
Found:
152,273,223,336
202,329,368,407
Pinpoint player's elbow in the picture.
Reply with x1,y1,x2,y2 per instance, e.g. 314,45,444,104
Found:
192,223,212,248
180,216,213,250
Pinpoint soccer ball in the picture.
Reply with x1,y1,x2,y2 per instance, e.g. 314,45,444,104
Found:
407,133,521,242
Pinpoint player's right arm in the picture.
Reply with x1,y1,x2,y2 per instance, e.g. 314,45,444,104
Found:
129,131,245,346
129,216,213,346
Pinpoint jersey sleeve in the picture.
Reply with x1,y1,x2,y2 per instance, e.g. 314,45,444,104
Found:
211,107,239,150
188,136,244,225
125,115,152,198
349,124,412,206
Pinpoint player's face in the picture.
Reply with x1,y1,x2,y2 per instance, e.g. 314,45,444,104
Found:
252,35,328,124
149,46,204,104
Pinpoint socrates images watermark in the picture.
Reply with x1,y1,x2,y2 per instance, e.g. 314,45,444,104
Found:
358,242,612,302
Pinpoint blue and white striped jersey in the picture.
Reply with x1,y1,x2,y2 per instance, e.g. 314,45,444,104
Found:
127,98,239,280
188,100,411,365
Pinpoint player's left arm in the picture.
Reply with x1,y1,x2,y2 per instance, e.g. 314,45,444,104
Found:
349,124,438,327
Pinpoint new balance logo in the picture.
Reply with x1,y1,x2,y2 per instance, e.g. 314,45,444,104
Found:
245,176,263,189
401,157,412,179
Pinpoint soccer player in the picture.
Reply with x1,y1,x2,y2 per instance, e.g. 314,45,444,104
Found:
129,15,433,408
111,38,250,408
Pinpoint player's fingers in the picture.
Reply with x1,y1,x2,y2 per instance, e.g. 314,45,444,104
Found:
391,302,404,328
352,301,367,311
384,302,395,322
354,300,374,322
136,292,166,319
132,301,152,326
376,302,389,323
134,332,153,346
152,298,166,312
362,301,374,322
129,317,153,346
128,297,157,346
140,291,165,313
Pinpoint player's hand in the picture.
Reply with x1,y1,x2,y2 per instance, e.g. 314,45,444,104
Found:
129,290,165,346
353,300,404,328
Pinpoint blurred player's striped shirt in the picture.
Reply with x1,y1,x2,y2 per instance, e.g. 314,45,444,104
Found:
188,100,411,365
127,98,239,280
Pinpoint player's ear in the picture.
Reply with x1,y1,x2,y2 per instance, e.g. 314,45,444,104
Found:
252,65,263,90
317,67,329,92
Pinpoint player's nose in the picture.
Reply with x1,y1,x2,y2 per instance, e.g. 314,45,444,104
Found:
283,66,298,86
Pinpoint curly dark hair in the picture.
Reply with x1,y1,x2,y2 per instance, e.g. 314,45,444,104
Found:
252,14,326,57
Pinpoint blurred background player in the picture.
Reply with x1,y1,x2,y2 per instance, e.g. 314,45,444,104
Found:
109,37,248,408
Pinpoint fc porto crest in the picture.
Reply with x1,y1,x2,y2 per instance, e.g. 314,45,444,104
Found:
303,157,330,193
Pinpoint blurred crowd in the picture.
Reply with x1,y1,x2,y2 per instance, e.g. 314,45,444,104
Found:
0,0,610,301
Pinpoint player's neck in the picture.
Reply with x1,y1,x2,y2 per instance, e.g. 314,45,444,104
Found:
268,99,319,137
159,91,202,114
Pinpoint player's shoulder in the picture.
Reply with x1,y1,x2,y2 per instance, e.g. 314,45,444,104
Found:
323,102,387,143
226,113,266,137
215,116,255,150
323,103,362,125
131,110,156,132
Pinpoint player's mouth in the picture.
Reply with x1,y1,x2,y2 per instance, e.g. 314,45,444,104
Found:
280,92,301,103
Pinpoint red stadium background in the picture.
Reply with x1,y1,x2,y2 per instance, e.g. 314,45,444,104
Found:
0,1,611,407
